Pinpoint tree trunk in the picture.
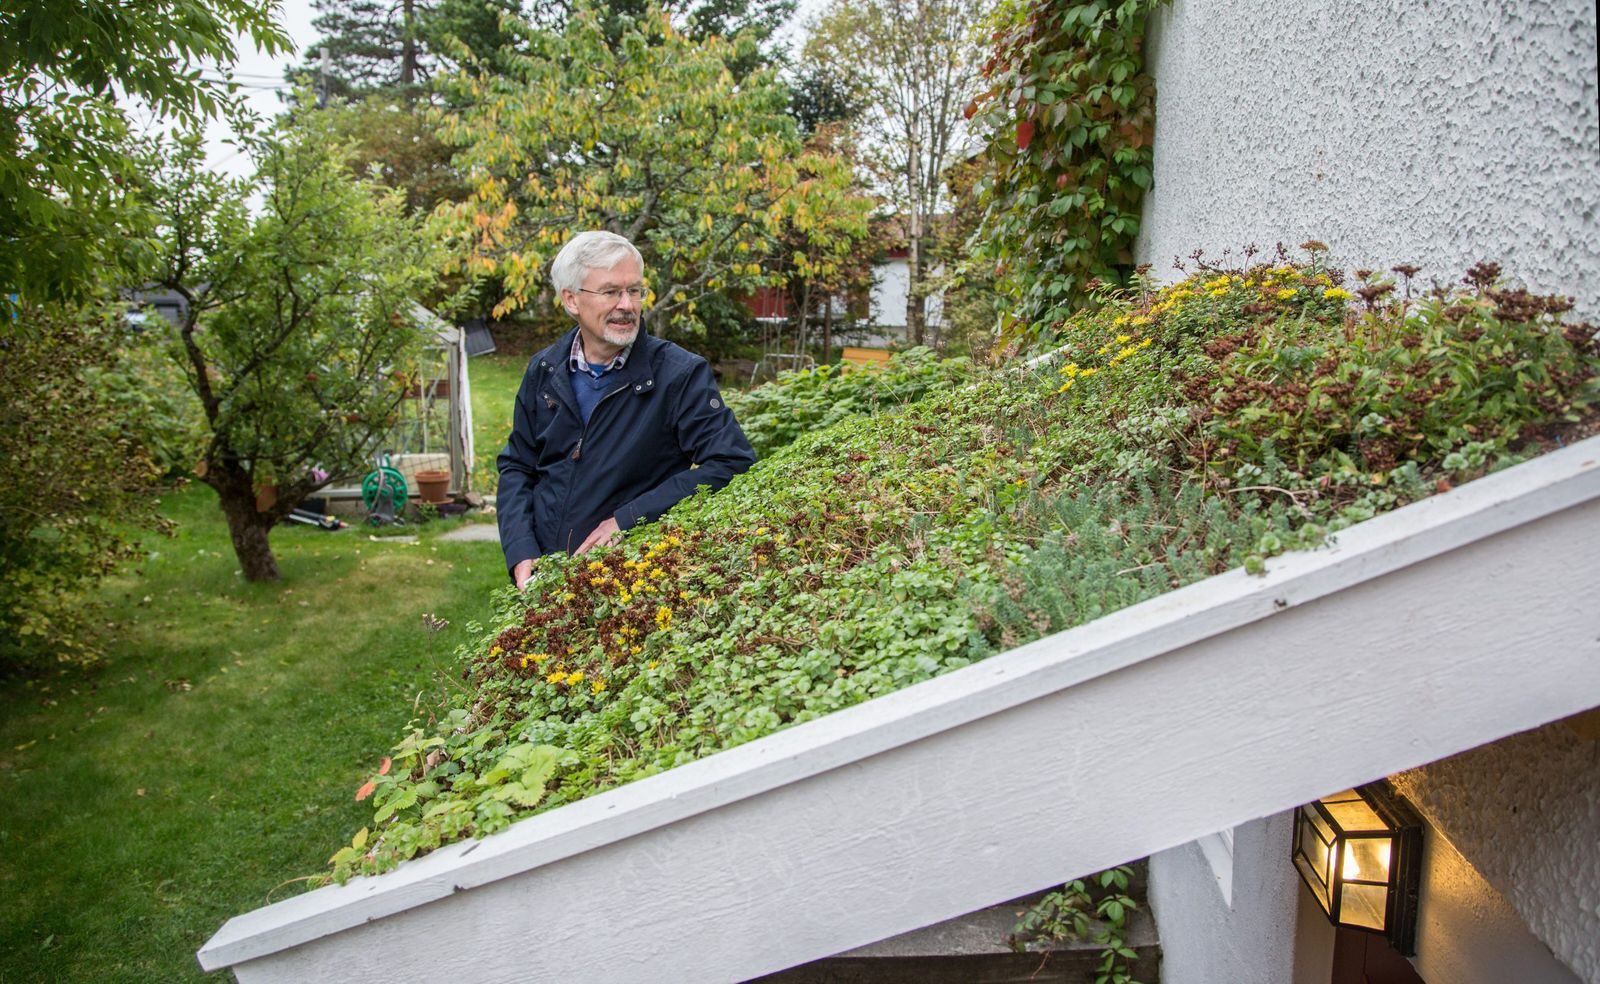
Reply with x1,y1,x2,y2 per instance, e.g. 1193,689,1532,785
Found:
797,281,811,357
212,464,281,582
906,143,925,347
822,293,833,365
400,0,418,88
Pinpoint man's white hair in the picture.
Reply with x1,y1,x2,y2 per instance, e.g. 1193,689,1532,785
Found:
549,231,644,296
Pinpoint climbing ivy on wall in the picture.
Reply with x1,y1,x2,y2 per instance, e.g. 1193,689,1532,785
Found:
968,0,1168,341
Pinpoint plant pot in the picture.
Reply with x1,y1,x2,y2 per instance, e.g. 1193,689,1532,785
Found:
413,469,451,505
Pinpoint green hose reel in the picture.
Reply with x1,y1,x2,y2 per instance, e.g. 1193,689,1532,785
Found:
361,456,408,521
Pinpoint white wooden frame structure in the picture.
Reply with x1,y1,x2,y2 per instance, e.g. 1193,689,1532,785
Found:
200,436,1600,983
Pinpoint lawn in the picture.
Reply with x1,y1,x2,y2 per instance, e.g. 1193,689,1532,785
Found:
468,352,527,494
0,355,521,982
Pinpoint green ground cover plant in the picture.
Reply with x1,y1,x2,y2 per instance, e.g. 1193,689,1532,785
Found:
327,249,1597,883
725,346,977,457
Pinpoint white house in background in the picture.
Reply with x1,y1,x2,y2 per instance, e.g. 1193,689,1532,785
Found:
197,2,1599,981
866,250,943,346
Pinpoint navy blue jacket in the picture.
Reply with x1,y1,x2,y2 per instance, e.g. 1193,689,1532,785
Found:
497,327,755,573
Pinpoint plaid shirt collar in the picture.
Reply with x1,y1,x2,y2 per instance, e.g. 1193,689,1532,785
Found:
568,333,631,377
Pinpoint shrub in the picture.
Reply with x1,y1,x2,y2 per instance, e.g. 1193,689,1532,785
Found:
0,302,170,671
724,347,976,457
325,252,1596,882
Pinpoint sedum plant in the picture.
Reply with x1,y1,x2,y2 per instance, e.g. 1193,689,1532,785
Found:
325,249,1596,883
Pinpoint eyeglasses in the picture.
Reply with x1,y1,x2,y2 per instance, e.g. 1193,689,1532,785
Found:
577,286,647,302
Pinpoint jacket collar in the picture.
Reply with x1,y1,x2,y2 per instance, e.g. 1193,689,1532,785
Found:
536,326,658,418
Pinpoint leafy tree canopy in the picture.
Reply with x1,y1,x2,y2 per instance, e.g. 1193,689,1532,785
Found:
141,120,441,581
0,0,289,312
291,0,795,102
435,1,871,338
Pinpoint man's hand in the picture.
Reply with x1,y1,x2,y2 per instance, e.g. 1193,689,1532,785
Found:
575,517,621,555
512,559,536,590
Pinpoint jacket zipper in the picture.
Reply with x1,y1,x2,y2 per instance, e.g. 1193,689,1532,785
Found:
557,380,633,550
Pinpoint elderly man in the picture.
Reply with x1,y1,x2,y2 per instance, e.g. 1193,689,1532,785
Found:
498,231,755,588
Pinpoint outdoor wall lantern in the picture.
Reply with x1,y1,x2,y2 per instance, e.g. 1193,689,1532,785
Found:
1291,782,1423,955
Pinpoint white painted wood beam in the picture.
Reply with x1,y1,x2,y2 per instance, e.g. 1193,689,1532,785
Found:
200,437,1600,983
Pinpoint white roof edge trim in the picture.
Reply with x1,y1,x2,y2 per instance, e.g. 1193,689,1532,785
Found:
198,435,1600,971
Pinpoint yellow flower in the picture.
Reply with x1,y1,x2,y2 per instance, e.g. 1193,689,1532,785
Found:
1276,288,1297,300
591,679,607,694
545,670,565,684
1058,380,1075,393
1139,337,1153,348
488,645,504,657
566,671,585,686
1323,287,1353,302
655,605,673,629
647,660,659,669
532,652,550,663
755,526,769,536
1079,367,1100,378
630,645,643,655
1115,333,1132,344
559,592,576,602
587,561,603,571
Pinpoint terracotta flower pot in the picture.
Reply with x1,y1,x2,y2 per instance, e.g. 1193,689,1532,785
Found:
414,469,451,505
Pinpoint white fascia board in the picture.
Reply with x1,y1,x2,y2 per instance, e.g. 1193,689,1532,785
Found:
199,436,1600,977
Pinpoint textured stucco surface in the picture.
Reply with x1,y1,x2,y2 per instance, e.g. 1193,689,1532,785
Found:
1136,0,1600,316
1148,814,1305,984
1392,717,1600,982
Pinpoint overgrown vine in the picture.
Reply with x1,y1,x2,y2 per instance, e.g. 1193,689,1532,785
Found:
1010,866,1144,984
967,0,1169,342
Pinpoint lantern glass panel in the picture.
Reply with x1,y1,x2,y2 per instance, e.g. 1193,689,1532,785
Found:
1293,809,1334,911
1341,882,1389,931
1343,835,1392,884
1323,789,1384,831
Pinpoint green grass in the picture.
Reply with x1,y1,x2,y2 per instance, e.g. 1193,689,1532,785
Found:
0,360,521,983
468,352,527,494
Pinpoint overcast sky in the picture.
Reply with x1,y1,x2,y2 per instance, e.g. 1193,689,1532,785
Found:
180,0,826,184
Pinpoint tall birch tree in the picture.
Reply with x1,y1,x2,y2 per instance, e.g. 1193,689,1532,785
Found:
804,0,987,345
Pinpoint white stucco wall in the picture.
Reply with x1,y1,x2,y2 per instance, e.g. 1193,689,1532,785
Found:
1392,717,1600,982
1405,818,1582,984
1147,814,1305,984
1136,0,1600,316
